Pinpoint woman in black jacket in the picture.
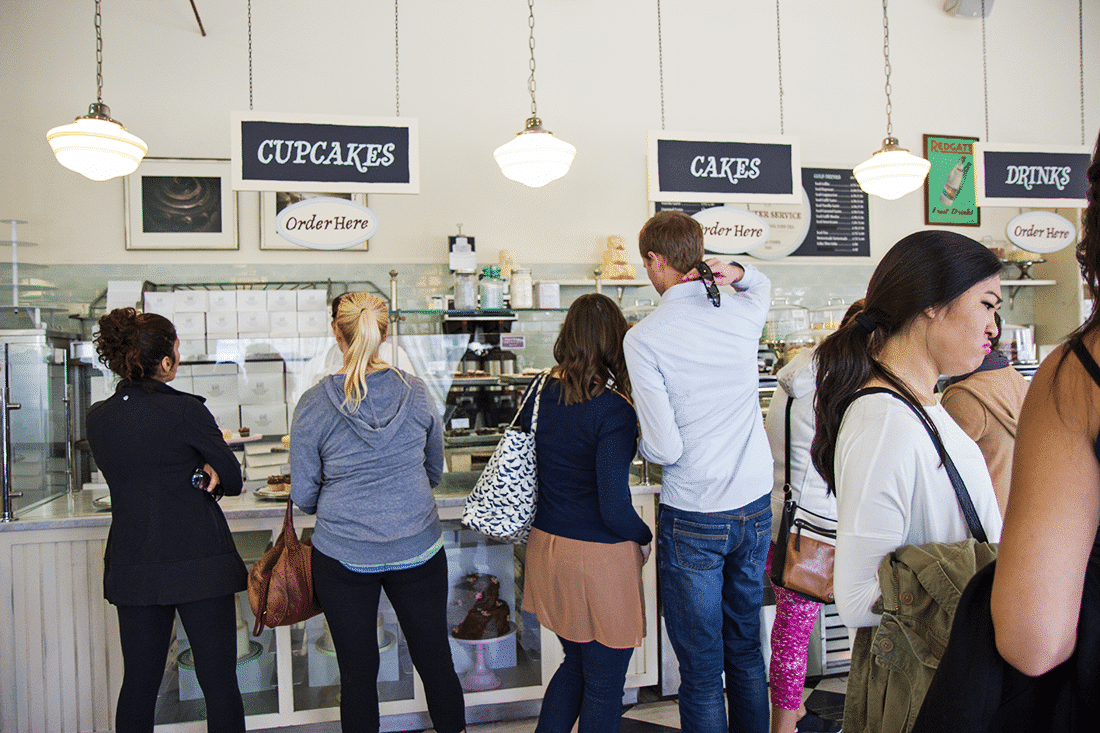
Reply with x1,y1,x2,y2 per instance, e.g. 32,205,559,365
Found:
86,308,247,733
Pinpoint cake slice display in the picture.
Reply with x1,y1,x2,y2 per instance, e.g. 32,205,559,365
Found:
451,573,511,640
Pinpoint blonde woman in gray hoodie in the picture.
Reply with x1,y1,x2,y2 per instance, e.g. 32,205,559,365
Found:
290,292,465,733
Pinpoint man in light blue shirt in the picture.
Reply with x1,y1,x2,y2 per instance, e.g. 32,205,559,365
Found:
623,210,773,733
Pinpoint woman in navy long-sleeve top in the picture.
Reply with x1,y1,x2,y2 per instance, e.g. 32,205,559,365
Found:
518,293,652,733
87,308,246,733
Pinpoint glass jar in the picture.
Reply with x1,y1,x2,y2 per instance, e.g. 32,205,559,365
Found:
763,298,810,342
479,266,504,309
453,269,477,310
808,297,850,331
510,268,533,309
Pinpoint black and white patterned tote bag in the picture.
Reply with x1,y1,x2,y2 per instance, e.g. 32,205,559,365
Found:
461,371,548,543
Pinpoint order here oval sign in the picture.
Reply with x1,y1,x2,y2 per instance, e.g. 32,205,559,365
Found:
275,197,379,250
692,205,771,255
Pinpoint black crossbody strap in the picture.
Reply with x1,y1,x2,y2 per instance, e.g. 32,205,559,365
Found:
849,387,988,543
1072,339,1100,389
784,394,793,499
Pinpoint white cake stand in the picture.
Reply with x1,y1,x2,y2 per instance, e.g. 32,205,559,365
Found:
451,622,516,692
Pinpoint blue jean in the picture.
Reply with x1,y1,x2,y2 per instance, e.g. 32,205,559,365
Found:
658,496,772,733
535,636,634,733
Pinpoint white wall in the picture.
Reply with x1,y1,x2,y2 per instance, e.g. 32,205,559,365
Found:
1,0,1097,269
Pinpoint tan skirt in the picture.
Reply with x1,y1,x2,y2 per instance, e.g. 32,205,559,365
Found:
522,528,645,649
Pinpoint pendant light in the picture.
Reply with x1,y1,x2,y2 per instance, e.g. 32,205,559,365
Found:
853,0,930,200
493,0,576,188
46,0,147,181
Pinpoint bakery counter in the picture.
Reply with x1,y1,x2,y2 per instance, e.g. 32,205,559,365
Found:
0,474,660,732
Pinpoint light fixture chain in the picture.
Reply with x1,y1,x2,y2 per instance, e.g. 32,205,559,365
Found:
527,0,537,117
882,0,892,138
247,0,253,111
1080,0,1085,145
981,0,989,140
775,0,784,136
657,0,665,130
395,0,400,117
95,0,103,103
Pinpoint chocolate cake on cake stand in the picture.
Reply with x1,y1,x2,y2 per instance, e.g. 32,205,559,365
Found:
450,573,515,691
451,623,516,691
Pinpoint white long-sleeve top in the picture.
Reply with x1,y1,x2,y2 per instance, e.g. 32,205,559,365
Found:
764,348,837,542
833,391,1003,629
623,265,773,513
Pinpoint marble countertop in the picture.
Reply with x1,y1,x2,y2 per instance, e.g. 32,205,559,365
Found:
0,472,660,533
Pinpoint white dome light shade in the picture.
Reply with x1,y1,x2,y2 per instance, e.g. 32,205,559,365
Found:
853,137,931,201
47,109,147,181
494,119,576,188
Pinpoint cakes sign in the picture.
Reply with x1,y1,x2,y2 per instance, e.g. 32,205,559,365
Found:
275,197,379,250
231,111,420,194
1005,211,1077,254
647,131,801,204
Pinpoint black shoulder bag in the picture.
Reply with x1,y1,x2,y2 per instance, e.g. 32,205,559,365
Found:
912,343,1100,732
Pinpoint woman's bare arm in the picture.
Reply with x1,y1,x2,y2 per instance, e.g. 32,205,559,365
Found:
991,341,1100,675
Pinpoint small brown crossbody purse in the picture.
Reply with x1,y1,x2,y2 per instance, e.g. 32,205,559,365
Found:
769,395,837,604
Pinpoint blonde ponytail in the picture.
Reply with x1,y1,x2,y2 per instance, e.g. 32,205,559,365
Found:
332,292,401,411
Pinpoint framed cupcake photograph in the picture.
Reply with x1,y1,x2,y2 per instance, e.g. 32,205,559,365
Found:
124,158,238,250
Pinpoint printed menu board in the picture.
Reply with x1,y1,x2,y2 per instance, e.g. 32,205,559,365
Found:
655,167,870,258
791,168,869,257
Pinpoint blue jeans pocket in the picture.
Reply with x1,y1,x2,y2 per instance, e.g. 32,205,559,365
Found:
750,515,772,566
672,520,729,571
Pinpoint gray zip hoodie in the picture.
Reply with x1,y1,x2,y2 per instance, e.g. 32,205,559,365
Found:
290,369,444,566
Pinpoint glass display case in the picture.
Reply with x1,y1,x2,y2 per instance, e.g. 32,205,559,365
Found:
0,327,77,520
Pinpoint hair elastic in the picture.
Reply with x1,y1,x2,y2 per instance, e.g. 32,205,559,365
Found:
855,312,878,333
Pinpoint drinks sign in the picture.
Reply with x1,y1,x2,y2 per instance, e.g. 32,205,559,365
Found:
230,111,419,194
973,142,1090,207
647,131,801,204
924,135,979,226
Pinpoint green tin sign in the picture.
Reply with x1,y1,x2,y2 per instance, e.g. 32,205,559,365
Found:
924,134,980,227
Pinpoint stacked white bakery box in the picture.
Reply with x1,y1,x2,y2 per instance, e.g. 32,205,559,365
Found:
115,288,340,480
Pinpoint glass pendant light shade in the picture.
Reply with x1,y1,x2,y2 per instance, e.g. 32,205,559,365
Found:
494,117,576,188
853,137,931,200
47,103,148,181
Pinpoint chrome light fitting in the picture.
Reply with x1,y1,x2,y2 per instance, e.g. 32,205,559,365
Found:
853,0,930,200
493,0,576,188
46,0,147,181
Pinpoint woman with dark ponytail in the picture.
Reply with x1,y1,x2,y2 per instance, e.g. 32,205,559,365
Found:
87,308,247,733
810,231,1005,731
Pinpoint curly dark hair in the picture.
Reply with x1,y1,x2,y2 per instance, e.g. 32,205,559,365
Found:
93,308,177,381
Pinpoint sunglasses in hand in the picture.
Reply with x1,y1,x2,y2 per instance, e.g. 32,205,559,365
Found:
693,261,721,308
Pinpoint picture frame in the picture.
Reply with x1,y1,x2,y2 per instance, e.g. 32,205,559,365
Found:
923,135,980,227
124,158,238,250
259,192,370,250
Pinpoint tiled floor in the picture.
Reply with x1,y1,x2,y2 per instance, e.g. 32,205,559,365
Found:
467,676,847,732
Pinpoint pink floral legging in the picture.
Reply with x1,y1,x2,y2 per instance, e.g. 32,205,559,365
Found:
765,543,823,711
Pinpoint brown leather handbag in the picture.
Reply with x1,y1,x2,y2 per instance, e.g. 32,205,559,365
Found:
769,395,837,604
248,499,323,635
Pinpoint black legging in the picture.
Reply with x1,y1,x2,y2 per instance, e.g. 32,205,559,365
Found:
114,594,245,733
311,546,466,733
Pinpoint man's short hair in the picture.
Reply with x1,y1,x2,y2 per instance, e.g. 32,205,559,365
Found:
639,211,705,274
